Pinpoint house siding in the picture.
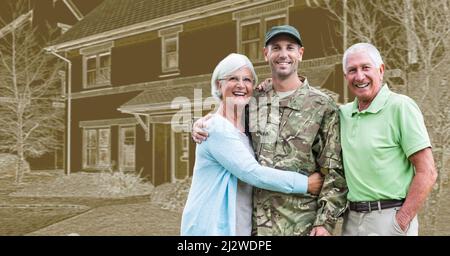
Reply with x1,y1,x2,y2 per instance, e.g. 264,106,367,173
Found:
70,56,83,93
112,39,161,86
180,19,236,76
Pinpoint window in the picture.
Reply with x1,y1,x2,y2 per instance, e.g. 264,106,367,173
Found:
158,25,183,75
83,127,111,169
80,42,114,88
233,0,292,62
84,52,111,87
241,22,261,60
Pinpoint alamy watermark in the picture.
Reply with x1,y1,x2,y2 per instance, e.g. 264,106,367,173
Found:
170,89,280,143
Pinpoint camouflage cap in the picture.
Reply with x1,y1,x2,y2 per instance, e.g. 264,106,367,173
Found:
264,25,303,47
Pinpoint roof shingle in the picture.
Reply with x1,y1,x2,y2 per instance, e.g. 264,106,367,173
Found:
52,0,224,45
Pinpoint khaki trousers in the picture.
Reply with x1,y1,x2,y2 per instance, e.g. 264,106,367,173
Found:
342,207,418,236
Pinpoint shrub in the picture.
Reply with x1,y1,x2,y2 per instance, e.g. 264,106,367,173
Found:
150,177,192,212
0,153,30,178
98,168,153,196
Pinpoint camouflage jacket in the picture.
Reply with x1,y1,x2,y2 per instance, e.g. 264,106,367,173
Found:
249,77,348,235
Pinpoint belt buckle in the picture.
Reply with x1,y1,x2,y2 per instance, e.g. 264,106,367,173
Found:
366,201,382,213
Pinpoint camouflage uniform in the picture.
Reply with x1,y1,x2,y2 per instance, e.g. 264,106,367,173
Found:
249,77,348,235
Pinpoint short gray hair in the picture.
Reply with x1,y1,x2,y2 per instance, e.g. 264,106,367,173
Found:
211,53,258,100
342,43,384,74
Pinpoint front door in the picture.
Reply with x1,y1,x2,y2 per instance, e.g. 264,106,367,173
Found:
171,130,190,182
153,123,171,185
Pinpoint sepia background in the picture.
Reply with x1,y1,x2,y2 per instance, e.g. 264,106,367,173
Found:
0,0,448,236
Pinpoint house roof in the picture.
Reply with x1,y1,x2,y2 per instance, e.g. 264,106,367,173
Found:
119,85,212,114
51,0,224,46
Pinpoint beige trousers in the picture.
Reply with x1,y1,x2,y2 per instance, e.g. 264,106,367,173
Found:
342,207,418,236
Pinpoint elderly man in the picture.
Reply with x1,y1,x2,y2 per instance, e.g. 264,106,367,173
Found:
193,25,348,236
340,43,437,236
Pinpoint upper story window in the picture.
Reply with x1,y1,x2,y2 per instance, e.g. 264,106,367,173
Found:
233,0,293,63
80,42,114,88
158,25,183,76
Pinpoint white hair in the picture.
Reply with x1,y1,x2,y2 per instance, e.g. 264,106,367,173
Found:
342,43,384,74
211,53,258,100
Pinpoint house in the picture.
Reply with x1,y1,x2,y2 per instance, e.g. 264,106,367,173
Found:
46,0,346,185
0,0,103,171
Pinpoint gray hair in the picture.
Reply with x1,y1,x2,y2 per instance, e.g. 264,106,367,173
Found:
211,53,258,100
342,43,384,74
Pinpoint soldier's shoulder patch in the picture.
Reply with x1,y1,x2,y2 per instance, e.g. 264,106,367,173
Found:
307,86,338,109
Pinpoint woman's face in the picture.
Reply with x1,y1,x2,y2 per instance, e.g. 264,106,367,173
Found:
218,67,254,106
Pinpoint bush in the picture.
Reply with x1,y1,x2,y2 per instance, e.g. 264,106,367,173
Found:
10,170,154,198
98,168,154,196
150,177,192,212
0,153,30,178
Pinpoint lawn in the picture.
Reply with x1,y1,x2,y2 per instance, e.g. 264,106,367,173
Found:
0,170,180,235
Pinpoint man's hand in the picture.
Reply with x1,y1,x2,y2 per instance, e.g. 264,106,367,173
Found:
255,78,272,92
191,113,213,144
394,147,437,232
395,212,409,232
310,226,331,236
307,172,324,195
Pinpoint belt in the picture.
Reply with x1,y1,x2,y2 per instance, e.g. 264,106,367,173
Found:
349,199,404,213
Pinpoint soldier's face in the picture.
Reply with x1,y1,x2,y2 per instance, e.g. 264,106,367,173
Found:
264,35,303,79
344,51,384,103
218,67,254,107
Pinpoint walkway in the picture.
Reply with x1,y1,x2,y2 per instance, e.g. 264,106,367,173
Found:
28,202,181,236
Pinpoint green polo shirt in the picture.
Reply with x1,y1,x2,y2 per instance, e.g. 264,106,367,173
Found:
340,84,431,202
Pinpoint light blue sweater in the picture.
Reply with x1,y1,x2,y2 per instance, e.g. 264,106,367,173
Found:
181,114,308,236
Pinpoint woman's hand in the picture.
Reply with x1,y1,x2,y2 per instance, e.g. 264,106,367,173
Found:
255,78,272,92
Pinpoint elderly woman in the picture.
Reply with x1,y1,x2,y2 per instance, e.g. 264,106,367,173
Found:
181,53,322,236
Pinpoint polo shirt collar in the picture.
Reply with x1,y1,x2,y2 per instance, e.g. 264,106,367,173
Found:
351,84,391,116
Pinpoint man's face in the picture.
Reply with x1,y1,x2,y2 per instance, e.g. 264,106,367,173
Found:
344,51,384,103
264,35,304,79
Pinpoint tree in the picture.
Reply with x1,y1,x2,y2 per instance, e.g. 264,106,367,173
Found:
0,0,64,183
311,0,450,89
373,0,450,98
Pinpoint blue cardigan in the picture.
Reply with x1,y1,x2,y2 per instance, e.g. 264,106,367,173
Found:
181,114,308,235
